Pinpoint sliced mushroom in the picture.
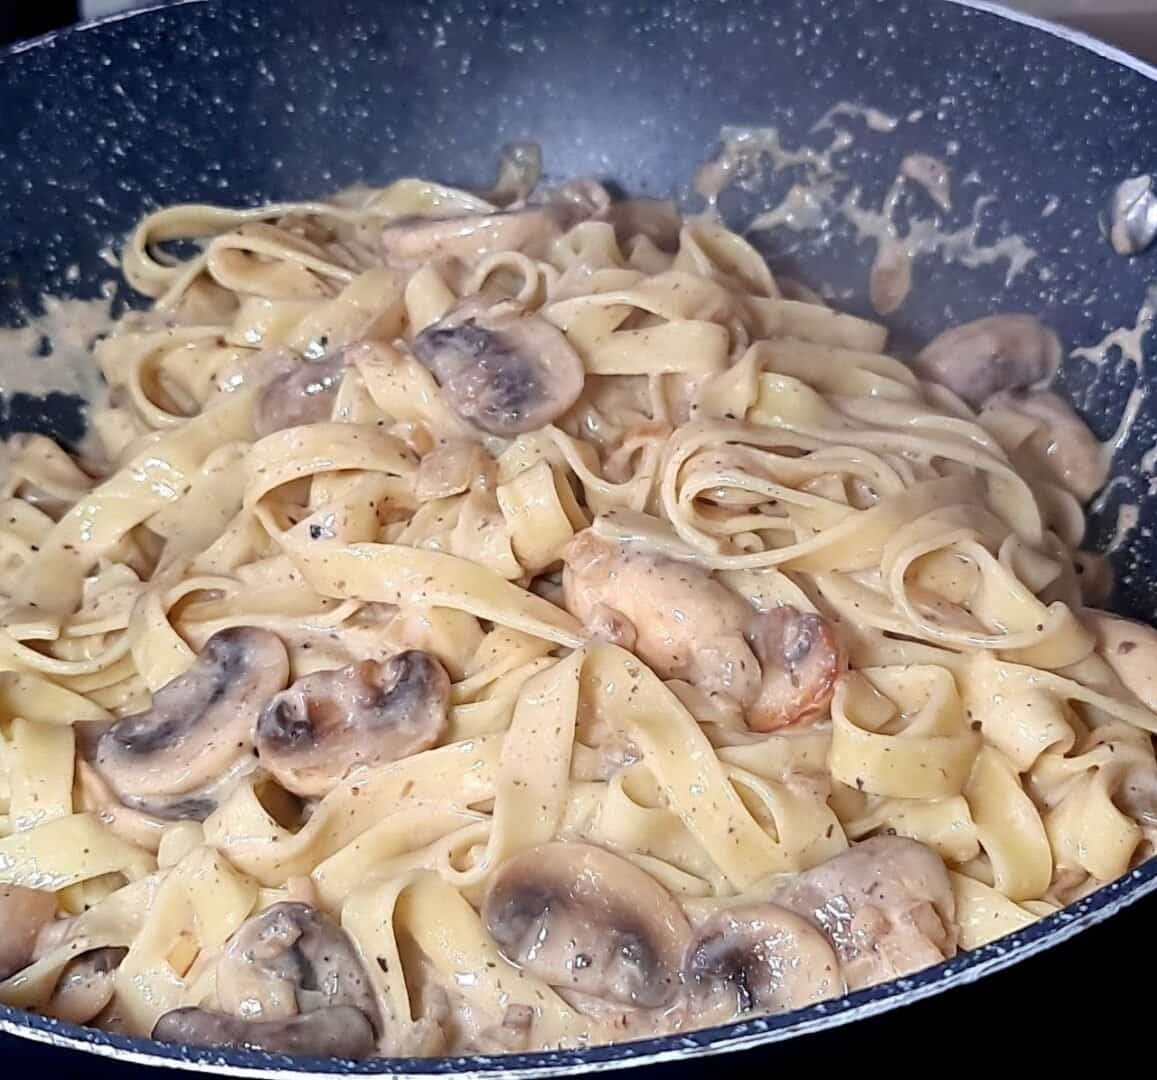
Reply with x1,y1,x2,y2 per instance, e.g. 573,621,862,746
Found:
482,842,692,1008
562,529,760,701
255,651,450,798
153,1004,376,1059
412,298,585,436
982,389,1107,502
46,947,128,1025
913,315,1061,409
745,607,846,732
1085,609,1157,711
0,885,57,980
1108,175,1157,257
93,627,290,802
254,351,346,438
772,836,957,990
685,903,843,1023
154,902,380,1058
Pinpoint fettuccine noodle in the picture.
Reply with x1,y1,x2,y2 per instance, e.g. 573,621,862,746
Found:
0,165,1152,1059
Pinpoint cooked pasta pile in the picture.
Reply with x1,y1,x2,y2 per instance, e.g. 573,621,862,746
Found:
0,169,1154,1058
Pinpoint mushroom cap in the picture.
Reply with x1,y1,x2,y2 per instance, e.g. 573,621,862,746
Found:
152,1005,376,1059
685,903,843,1020
412,299,585,437
913,314,1061,409
745,607,846,732
254,351,346,438
46,947,127,1025
0,885,57,980
482,842,692,1009
93,627,290,800
772,836,957,990
255,651,450,798
215,902,381,1033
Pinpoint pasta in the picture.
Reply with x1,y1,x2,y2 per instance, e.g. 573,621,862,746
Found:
0,164,1153,1060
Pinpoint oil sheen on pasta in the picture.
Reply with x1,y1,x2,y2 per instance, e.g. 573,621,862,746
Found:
0,167,1155,1060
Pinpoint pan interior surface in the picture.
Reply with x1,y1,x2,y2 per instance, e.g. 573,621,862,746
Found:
1,0,1157,1074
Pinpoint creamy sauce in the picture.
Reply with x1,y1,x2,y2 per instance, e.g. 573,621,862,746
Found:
700,118,1037,316
1071,284,1157,372
0,292,114,402
812,102,899,134
1106,501,1141,554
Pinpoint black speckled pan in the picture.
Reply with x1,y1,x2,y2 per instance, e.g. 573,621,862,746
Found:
1,0,1156,1074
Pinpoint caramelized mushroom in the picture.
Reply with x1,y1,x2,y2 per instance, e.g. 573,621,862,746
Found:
745,607,846,732
772,837,957,990
254,351,346,438
411,298,585,436
913,315,1061,409
685,904,842,1022
0,885,57,980
46,947,127,1025
93,628,290,804
982,389,1108,502
153,902,379,1059
603,199,683,253
255,651,451,797
153,1005,376,1059
562,529,759,701
482,842,692,1008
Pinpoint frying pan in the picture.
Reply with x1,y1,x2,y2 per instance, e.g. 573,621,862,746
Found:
1,0,1156,1074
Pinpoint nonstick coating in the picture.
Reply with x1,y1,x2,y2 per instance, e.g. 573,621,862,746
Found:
1,0,1157,1074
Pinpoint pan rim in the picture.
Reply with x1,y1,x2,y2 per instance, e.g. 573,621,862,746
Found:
1,0,1156,1073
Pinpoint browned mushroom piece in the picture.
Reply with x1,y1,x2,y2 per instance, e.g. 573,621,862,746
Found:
253,350,346,438
152,902,380,1059
46,947,128,1025
981,389,1108,502
482,842,693,1009
685,903,843,1022
412,298,586,437
913,314,1061,409
0,885,57,980
562,528,760,702
93,628,290,809
772,836,957,990
255,651,451,798
745,607,847,732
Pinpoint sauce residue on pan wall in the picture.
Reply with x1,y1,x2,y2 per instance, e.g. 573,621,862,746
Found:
695,106,1037,316
0,292,113,403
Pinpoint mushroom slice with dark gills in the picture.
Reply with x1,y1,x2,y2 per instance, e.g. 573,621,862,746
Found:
45,947,128,1025
93,628,289,810
913,314,1061,409
772,836,958,990
745,607,847,732
482,842,692,1009
685,904,843,1022
254,350,346,438
152,902,380,1060
255,650,450,798
411,298,585,437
